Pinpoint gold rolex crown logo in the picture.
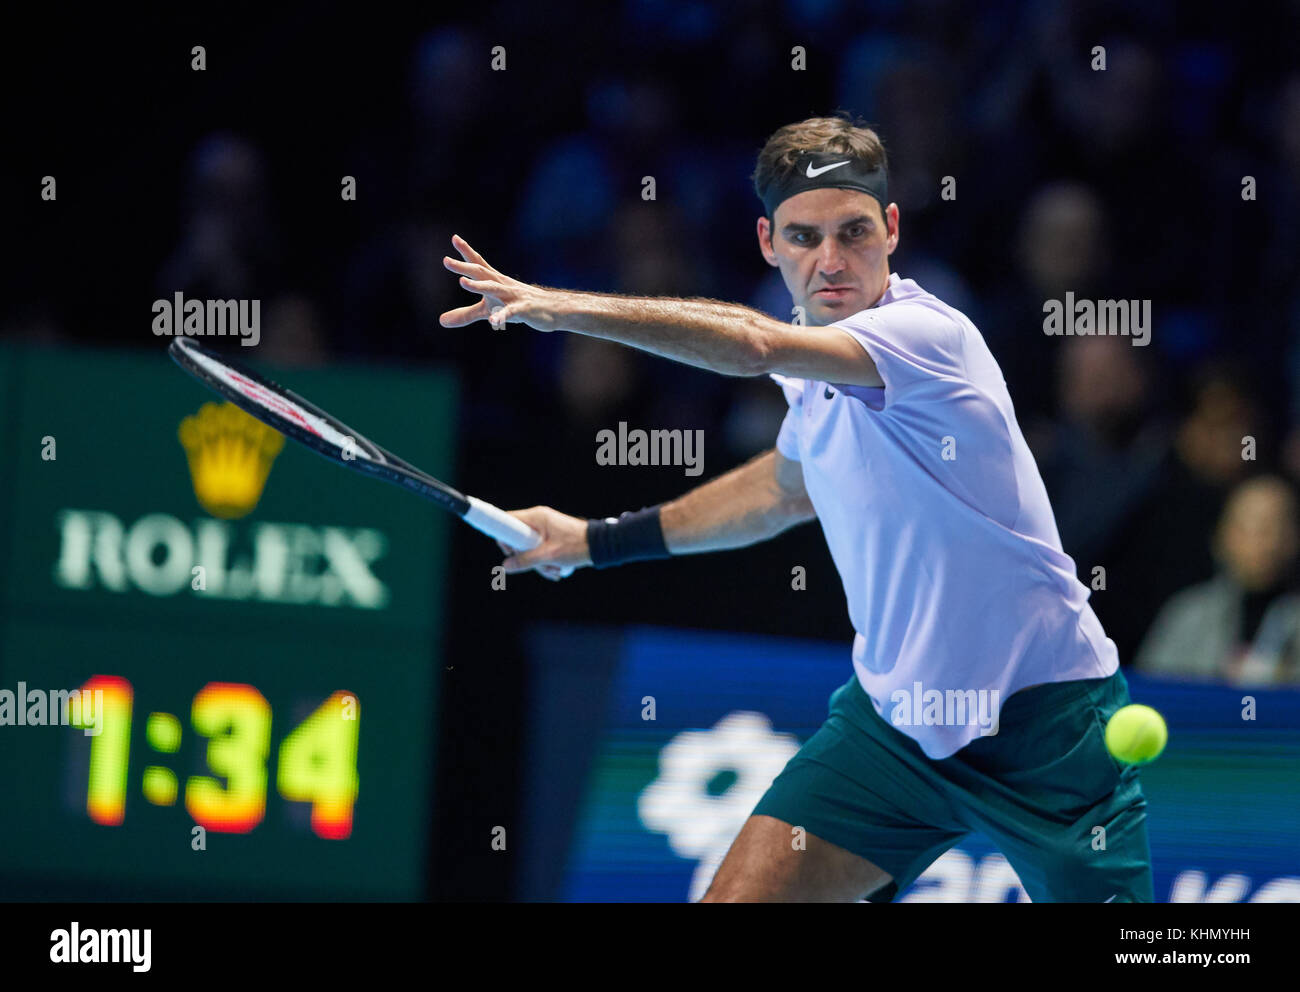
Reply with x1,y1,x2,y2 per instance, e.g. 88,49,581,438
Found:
178,402,285,519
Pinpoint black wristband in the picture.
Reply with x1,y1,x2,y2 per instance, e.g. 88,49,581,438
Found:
586,506,670,569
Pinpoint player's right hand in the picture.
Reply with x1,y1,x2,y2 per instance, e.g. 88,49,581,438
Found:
495,506,591,581
440,235,564,333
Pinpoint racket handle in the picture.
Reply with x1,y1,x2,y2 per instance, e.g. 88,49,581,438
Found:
464,497,575,578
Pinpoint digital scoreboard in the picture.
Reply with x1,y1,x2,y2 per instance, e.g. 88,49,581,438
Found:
0,344,457,900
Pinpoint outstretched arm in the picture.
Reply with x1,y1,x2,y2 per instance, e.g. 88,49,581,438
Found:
498,448,814,579
441,235,883,387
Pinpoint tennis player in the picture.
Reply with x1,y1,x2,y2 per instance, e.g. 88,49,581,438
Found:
441,115,1154,903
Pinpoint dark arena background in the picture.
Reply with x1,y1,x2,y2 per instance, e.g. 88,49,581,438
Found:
1,0,1297,966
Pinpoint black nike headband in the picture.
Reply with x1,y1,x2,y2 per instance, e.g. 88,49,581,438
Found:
760,152,889,223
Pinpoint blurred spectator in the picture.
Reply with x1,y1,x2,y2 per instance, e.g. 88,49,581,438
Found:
1018,184,1108,302
156,133,281,302
339,26,507,368
258,294,329,367
1136,474,1300,685
340,210,468,362
1272,75,1300,478
558,336,641,426
839,40,959,216
611,201,695,297
1091,363,1263,663
1173,363,1265,488
154,133,328,367
1034,334,1169,570
512,136,619,289
409,26,492,198
986,182,1111,416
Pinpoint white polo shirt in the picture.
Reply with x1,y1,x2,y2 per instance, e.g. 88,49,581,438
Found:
773,272,1118,758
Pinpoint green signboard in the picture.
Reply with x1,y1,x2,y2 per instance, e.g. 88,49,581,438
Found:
0,344,456,900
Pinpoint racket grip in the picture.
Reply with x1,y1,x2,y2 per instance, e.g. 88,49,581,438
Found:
464,497,575,577
465,496,541,547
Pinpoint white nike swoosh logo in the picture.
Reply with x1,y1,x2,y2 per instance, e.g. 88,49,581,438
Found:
805,160,850,178
1103,894,1118,903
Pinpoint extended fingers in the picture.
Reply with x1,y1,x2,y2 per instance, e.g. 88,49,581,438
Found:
443,254,491,279
458,275,501,295
451,234,489,267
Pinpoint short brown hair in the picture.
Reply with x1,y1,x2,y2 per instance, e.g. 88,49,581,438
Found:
752,113,888,206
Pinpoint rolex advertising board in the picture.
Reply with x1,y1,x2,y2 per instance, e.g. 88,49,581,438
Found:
0,344,456,900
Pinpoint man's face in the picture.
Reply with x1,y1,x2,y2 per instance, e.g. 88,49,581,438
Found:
1219,481,1299,591
757,188,898,326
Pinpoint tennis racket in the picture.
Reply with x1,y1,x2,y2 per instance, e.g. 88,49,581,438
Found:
168,337,571,576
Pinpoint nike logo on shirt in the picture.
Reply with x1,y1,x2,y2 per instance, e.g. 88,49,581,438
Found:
805,160,850,178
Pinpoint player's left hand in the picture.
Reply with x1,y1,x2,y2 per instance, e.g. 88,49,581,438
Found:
440,235,562,332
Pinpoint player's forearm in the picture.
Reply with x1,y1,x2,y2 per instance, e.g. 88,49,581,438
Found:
660,449,814,554
548,290,775,377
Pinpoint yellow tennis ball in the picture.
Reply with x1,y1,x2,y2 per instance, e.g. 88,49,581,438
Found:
1105,704,1168,765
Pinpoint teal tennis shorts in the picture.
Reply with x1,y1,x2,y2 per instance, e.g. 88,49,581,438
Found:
751,669,1153,902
